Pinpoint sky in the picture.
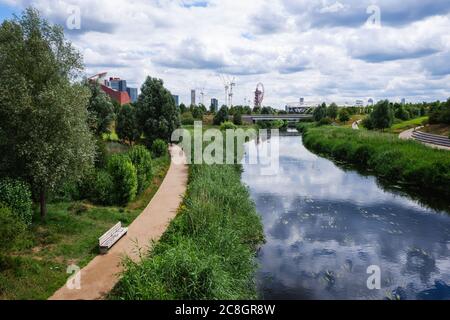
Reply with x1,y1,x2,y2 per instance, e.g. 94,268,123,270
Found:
1,0,450,108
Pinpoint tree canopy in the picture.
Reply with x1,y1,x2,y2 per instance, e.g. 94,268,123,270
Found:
136,76,180,145
0,8,95,218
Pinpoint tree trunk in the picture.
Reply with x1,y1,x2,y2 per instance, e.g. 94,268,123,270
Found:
40,189,47,220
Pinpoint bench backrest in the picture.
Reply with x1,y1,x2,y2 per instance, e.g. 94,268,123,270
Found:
99,222,122,245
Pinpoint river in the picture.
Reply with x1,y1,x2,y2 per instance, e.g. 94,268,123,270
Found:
241,136,450,300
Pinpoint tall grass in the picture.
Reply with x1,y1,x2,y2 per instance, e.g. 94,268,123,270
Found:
303,126,450,195
111,163,264,300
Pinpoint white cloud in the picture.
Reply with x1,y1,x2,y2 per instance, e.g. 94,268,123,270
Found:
1,0,450,107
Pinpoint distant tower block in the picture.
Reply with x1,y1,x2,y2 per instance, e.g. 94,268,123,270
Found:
254,82,265,109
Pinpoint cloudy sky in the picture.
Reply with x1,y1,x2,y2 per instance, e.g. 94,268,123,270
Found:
1,0,450,108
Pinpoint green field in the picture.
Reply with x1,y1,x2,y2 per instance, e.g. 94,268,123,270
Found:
388,116,429,134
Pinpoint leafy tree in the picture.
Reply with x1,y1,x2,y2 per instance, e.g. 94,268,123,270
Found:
87,83,115,135
0,9,95,219
338,109,351,122
368,100,394,130
151,139,168,158
313,103,328,122
179,103,188,114
107,154,138,206
214,106,229,125
136,77,180,145
327,103,339,120
395,105,410,121
117,104,140,145
128,145,153,194
233,111,242,125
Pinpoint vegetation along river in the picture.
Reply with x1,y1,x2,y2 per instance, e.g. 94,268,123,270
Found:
242,136,450,300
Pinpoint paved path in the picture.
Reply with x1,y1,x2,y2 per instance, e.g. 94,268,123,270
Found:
49,145,188,300
399,127,450,151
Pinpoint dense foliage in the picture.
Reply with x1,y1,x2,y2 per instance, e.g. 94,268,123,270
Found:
112,164,264,300
87,84,115,135
213,106,229,125
151,139,168,158
0,205,27,253
128,146,153,194
136,77,180,145
117,104,140,145
107,154,138,206
0,9,96,218
0,179,33,225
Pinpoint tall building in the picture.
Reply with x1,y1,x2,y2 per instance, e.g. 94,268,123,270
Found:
191,90,196,105
89,74,139,105
127,87,138,103
211,98,219,112
368,98,374,106
172,95,179,107
300,97,305,105
401,98,406,105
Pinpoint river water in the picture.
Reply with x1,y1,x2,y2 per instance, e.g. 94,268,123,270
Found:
241,136,450,300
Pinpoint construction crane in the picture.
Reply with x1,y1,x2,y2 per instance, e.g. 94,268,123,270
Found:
228,77,236,107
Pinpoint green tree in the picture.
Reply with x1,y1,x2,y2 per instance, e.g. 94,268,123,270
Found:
327,103,339,120
179,103,187,114
233,111,242,125
313,103,328,122
369,100,394,130
213,106,229,125
0,9,95,219
338,109,350,122
117,104,140,145
136,77,180,145
87,83,115,135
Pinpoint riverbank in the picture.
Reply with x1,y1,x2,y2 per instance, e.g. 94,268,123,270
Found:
111,162,264,300
302,126,450,197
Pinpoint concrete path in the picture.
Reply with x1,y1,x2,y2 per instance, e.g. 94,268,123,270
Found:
49,145,188,300
399,127,450,151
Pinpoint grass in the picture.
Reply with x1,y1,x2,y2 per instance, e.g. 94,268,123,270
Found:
303,126,450,196
421,124,450,137
111,163,264,300
388,116,429,134
0,154,170,300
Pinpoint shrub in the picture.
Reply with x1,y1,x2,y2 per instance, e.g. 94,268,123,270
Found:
317,117,333,126
220,121,237,130
92,170,114,205
338,109,350,122
233,112,242,125
0,205,27,252
151,139,168,158
213,106,229,125
128,145,153,194
0,178,33,225
107,154,138,206
181,112,195,126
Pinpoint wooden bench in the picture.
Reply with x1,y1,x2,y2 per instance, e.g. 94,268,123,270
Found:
99,222,128,254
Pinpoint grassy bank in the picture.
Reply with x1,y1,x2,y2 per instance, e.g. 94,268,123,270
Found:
0,154,170,300
387,116,428,134
303,126,450,196
111,163,264,300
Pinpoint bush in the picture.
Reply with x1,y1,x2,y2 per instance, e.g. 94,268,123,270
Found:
107,154,138,206
317,117,333,126
151,139,168,158
220,121,237,130
0,178,33,225
181,112,195,126
213,106,229,125
0,205,27,252
233,112,242,125
128,145,153,194
338,109,350,122
91,170,114,205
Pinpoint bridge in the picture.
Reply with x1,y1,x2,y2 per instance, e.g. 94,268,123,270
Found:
242,114,313,124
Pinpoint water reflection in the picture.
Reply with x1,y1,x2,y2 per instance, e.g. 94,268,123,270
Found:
242,136,450,300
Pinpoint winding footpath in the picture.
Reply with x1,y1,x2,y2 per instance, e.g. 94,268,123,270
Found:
49,145,188,300
399,127,450,151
